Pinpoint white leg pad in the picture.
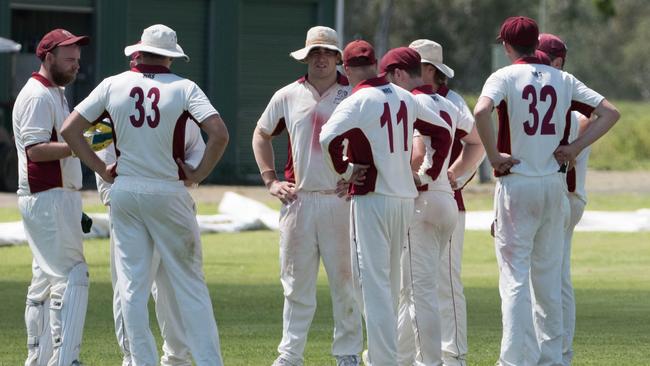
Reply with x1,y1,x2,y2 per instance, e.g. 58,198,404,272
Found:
49,262,89,366
25,298,53,366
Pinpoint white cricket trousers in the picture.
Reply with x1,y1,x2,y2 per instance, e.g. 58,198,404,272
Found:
494,173,569,366
108,209,190,366
561,193,585,366
277,191,363,365
110,176,222,366
19,189,87,366
439,210,468,366
397,190,457,366
351,194,414,366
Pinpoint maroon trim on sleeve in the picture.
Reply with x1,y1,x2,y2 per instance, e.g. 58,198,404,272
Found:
327,128,376,195
560,110,572,146
31,72,54,87
449,130,467,164
284,136,295,184
570,101,595,118
26,127,63,193
173,112,190,180
437,84,449,97
351,76,389,94
271,117,286,136
450,129,469,210
411,84,434,95
269,117,295,183
495,100,512,177
567,167,576,192
414,119,453,181
131,64,171,74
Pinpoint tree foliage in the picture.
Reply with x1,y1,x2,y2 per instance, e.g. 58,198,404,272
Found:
344,0,649,100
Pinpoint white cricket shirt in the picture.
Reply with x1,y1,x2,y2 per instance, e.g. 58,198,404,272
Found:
75,64,218,182
95,117,206,205
320,76,444,198
13,73,82,195
412,84,474,193
438,84,475,211
480,57,604,177
256,73,351,191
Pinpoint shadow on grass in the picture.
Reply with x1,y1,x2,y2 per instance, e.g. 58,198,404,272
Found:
1,281,648,365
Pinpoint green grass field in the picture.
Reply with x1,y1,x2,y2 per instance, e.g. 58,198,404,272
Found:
1,227,649,365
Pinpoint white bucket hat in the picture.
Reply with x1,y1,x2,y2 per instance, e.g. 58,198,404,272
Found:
409,39,454,79
290,26,342,62
124,24,189,62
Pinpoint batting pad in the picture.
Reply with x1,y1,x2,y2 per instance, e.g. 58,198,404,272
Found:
84,120,113,152
49,262,89,366
25,298,53,366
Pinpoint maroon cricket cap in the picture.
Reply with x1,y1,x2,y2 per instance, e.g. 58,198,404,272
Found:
535,50,551,65
36,28,90,60
538,33,567,59
496,16,539,48
379,47,421,74
343,40,376,66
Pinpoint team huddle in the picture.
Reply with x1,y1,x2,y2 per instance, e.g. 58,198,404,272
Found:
12,15,619,366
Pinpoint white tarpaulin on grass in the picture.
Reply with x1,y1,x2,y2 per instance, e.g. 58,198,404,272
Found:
0,37,21,53
1,192,648,246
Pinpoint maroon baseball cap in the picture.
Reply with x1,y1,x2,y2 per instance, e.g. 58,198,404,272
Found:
343,40,376,66
379,47,421,74
36,28,90,60
538,33,567,59
496,16,539,48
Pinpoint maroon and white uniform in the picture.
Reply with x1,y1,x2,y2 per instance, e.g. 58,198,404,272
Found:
75,64,223,366
437,84,474,366
320,76,443,366
256,73,363,365
13,72,87,366
397,85,474,366
561,111,591,365
95,117,205,366
480,57,603,366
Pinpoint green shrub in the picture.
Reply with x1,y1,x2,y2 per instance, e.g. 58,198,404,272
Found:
589,100,650,170
457,95,648,171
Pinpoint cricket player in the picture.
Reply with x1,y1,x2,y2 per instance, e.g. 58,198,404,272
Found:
474,16,619,366
320,40,445,366
377,46,475,366
251,26,363,366
537,33,589,366
13,28,90,366
61,24,229,366
93,51,205,366
407,39,485,366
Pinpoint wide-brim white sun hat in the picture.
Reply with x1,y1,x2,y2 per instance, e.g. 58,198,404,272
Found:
290,26,342,62
124,24,189,62
409,39,454,79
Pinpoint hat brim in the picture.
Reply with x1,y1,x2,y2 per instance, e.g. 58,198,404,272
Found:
124,43,190,62
290,44,342,62
421,58,455,79
59,35,90,47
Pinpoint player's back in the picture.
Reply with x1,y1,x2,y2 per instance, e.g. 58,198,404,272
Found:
481,58,602,177
78,65,217,182
322,77,419,198
411,86,465,193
